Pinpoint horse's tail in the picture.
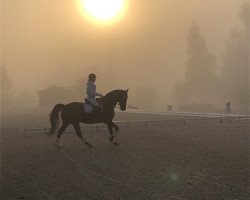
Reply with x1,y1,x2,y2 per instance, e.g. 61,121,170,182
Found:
48,104,65,136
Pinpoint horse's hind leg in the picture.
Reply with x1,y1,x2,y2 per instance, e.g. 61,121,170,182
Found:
72,122,92,148
55,121,69,148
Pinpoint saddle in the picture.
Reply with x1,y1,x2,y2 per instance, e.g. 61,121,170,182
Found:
84,98,103,114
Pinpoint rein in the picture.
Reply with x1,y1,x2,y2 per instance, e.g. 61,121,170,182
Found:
102,93,119,109
102,90,126,111
104,97,121,110
115,102,121,110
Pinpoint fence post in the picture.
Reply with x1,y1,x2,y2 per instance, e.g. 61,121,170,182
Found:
238,116,241,122
220,117,225,124
184,119,188,126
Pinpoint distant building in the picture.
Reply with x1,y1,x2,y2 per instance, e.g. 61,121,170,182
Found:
37,85,70,106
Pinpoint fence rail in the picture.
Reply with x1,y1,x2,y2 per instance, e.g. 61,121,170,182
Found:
1,115,249,137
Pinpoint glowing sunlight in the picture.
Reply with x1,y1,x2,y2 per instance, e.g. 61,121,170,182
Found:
80,0,127,25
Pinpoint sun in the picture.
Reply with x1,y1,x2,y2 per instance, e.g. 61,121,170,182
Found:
80,0,127,24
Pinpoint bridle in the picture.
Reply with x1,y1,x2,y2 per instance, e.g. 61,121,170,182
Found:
103,90,127,110
115,102,122,110
115,96,128,110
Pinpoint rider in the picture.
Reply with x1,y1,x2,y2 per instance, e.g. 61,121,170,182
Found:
86,73,103,112
225,102,232,114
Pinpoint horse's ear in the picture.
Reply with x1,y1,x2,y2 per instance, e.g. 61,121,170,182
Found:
126,88,129,92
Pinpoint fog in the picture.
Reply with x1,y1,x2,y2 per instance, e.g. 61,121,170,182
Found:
1,0,249,111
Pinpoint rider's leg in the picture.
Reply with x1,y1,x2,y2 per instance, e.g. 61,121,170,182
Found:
87,98,100,113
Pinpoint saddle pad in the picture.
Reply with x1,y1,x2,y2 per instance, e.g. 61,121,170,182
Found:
84,103,93,113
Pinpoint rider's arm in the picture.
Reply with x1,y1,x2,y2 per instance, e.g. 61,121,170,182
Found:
95,92,103,97
87,82,103,98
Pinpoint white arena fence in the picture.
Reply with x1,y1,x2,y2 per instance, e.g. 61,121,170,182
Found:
1,111,249,137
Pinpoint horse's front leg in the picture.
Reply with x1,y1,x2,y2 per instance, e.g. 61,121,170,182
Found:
112,122,119,133
107,121,119,146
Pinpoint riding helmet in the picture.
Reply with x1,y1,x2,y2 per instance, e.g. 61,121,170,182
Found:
88,73,97,80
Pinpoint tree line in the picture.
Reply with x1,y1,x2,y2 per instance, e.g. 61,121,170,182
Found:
1,2,249,113
173,2,249,113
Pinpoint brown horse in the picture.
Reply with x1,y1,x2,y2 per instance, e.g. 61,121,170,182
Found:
48,89,128,148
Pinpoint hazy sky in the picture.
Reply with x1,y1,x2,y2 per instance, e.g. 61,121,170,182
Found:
1,0,247,105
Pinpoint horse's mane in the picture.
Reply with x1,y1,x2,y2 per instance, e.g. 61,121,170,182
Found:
104,89,124,99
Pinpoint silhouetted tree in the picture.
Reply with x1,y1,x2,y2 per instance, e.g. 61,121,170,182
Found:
69,77,86,102
220,2,249,112
129,87,158,109
37,85,71,106
37,71,121,107
174,22,218,106
1,66,13,105
173,82,191,105
239,2,249,35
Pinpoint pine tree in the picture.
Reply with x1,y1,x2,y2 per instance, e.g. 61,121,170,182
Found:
173,22,218,107
220,2,249,112
1,66,13,105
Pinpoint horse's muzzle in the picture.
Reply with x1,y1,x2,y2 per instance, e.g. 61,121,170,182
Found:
120,106,126,111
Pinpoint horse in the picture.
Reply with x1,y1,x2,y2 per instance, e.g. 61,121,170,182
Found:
48,89,128,148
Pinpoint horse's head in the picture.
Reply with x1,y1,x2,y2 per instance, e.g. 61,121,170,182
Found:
117,89,129,111
103,89,129,111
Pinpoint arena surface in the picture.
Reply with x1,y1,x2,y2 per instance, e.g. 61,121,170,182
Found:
1,113,250,200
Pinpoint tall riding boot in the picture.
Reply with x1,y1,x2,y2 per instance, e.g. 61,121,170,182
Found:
92,106,100,115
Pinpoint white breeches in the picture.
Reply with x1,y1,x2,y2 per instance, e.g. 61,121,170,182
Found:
86,97,99,107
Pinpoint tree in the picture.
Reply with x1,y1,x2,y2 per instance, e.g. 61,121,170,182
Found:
174,22,218,106
37,85,71,106
220,2,249,112
129,87,158,109
173,82,191,105
1,66,13,106
239,2,249,35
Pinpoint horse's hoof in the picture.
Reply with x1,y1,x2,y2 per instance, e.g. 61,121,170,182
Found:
109,136,114,142
114,142,119,146
46,131,53,137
